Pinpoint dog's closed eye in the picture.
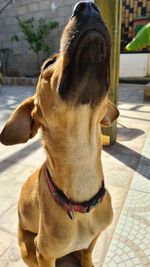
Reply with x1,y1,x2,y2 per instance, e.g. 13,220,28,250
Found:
41,54,59,79
42,54,59,70
41,54,59,70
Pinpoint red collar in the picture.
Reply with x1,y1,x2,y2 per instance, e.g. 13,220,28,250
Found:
45,167,106,219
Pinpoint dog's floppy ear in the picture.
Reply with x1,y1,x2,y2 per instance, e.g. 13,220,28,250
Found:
0,96,40,145
101,100,119,127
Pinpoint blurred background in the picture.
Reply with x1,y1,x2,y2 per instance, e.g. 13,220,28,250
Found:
0,0,150,78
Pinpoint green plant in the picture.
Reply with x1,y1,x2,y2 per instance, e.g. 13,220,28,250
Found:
126,22,150,51
12,17,59,71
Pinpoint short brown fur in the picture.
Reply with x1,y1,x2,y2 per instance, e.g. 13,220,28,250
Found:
0,4,119,266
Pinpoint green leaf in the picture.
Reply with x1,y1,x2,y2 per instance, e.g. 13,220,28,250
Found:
13,17,59,69
126,22,150,51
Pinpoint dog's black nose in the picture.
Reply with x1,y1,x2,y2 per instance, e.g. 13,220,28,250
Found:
72,1,100,18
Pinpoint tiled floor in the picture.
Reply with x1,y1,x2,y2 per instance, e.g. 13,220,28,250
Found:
104,132,150,267
0,84,150,267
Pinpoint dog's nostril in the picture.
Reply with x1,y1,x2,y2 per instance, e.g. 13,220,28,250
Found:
91,3,100,14
72,2,100,19
75,2,86,14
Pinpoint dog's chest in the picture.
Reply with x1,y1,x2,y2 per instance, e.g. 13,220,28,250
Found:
70,214,100,251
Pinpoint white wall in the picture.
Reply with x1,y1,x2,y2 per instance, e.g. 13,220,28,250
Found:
120,54,149,78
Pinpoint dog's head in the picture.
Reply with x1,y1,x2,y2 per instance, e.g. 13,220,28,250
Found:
42,1,111,105
0,2,119,146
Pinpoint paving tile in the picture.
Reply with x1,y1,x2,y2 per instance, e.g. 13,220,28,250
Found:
0,256,9,267
142,151,150,160
0,197,16,217
19,146,45,167
0,204,18,235
93,230,113,267
102,156,134,188
0,139,42,169
0,237,26,267
104,189,150,266
123,189,150,214
104,126,150,266
0,84,150,266
14,166,35,183
7,260,26,267
0,181,22,199
0,231,14,257
0,254,27,267
1,162,37,184
130,171,150,193
7,242,22,263
0,164,28,183
143,132,150,150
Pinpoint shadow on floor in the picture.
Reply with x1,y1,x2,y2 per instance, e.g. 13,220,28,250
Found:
0,140,41,173
120,114,150,122
104,142,150,180
119,105,150,114
117,127,144,141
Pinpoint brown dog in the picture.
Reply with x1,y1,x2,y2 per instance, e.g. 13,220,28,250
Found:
0,2,119,267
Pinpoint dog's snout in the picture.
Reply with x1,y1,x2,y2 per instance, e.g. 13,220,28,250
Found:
72,1,100,18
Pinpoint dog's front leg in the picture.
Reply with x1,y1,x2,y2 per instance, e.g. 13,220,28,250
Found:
35,238,56,267
72,237,98,267
36,250,55,267
78,236,98,267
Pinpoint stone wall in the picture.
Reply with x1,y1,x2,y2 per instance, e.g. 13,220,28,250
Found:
0,0,80,76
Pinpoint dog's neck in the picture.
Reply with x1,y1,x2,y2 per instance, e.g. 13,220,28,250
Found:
43,104,105,202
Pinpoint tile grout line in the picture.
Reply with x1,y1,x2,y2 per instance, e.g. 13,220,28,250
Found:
0,202,17,218
103,127,150,266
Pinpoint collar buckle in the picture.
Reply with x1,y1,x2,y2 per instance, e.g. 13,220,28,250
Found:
68,204,75,220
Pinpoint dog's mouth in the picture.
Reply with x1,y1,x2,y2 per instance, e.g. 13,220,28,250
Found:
57,2,111,105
